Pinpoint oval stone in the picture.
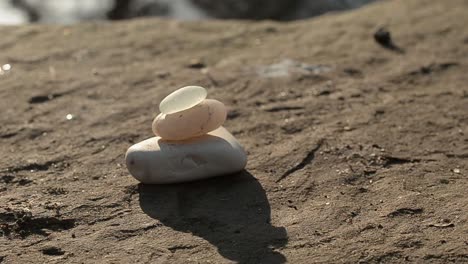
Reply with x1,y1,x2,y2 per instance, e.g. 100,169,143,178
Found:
159,86,207,115
125,126,247,184
152,99,227,141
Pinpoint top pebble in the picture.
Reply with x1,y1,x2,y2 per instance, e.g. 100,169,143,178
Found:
159,86,207,114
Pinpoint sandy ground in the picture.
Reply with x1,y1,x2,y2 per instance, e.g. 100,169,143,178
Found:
1,0,467,263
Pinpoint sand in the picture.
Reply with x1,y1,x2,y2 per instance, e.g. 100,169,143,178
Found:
0,0,467,263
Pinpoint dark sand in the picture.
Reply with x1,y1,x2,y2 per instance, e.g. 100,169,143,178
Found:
1,0,467,263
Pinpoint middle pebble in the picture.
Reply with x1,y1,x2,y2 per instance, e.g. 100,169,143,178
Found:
152,99,227,141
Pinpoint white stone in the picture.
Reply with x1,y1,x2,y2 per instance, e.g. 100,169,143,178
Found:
159,86,207,115
125,126,247,184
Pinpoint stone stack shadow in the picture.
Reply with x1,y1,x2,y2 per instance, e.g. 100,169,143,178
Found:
138,170,288,263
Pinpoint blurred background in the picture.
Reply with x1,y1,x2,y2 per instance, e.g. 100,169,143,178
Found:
0,0,378,24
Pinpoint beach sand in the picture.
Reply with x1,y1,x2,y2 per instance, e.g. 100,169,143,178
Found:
0,0,467,262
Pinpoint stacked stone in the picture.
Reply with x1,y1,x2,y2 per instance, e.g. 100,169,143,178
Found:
125,86,247,184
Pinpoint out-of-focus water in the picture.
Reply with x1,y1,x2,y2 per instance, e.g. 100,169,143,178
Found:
0,0,377,25
0,0,27,24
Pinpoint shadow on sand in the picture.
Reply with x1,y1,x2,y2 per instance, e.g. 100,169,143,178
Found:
138,170,288,263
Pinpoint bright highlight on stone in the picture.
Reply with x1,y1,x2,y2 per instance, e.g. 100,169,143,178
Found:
2,64,11,71
159,85,207,114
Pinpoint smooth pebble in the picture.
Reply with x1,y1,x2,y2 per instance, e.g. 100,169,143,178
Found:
159,86,207,115
153,99,227,141
125,126,247,184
